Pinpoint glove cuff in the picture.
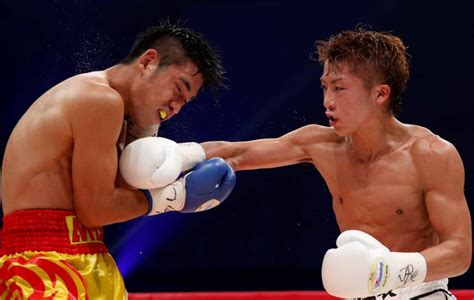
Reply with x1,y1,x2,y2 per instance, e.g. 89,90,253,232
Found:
141,181,187,216
178,142,206,172
141,189,153,215
391,252,427,289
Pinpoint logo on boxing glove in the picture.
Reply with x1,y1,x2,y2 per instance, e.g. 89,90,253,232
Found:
369,257,389,293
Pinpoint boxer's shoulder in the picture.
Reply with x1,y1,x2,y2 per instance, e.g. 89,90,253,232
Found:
407,126,462,178
57,73,124,138
407,125,457,158
286,124,343,146
61,74,123,118
64,72,123,105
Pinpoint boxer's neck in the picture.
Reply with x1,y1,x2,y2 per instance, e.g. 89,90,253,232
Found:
105,64,134,115
346,116,405,163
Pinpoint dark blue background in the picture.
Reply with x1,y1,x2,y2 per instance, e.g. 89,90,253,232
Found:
1,0,473,292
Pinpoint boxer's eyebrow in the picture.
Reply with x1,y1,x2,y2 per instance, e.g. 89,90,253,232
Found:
179,77,196,103
180,77,191,92
320,77,345,85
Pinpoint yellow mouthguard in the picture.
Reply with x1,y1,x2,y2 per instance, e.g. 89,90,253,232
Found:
159,110,168,120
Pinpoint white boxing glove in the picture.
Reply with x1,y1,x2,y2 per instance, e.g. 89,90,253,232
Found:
123,117,205,170
176,142,206,172
119,137,183,189
321,230,427,298
119,137,206,190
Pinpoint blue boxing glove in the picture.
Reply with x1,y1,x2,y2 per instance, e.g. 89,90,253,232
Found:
142,158,236,215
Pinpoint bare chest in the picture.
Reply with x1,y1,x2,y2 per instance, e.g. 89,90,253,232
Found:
314,148,427,231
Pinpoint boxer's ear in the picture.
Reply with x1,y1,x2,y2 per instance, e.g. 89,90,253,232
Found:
137,49,160,73
374,84,390,106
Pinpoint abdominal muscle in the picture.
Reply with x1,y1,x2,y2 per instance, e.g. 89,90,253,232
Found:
332,194,439,252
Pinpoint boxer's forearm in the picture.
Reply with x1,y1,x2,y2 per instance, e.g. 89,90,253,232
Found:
75,188,148,227
202,141,257,171
202,138,306,171
421,239,472,282
202,141,235,161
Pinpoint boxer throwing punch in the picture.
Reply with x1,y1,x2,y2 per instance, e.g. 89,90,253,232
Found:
203,28,471,299
1,20,235,299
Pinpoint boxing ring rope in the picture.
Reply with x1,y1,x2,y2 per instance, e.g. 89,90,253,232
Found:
128,290,474,300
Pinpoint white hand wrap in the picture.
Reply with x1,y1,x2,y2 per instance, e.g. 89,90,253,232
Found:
322,230,427,298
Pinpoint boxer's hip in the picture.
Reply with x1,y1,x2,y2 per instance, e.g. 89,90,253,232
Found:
0,209,127,299
351,279,455,300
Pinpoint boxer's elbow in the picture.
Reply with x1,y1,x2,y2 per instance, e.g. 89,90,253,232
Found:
76,214,101,228
75,204,104,227
448,238,472,276
462,257,472,275
457,243,472,275
73,193,109,227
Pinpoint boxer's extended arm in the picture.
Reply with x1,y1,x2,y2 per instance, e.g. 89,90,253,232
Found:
202,125,320,171
69,87,148,227
414,137,472,280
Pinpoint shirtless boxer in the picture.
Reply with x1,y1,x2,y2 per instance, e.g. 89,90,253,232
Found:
0,20,235,299
203,28,471,299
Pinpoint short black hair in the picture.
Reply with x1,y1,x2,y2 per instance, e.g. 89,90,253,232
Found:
121,19,226,92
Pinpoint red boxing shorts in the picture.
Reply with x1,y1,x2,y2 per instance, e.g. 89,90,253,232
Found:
0,209,127,299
